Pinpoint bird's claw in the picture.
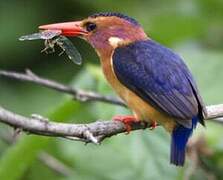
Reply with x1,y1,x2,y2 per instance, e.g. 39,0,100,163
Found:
113,115,139,134
149,121,157,130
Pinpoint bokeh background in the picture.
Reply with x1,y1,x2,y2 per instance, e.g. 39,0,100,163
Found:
0,0,223,179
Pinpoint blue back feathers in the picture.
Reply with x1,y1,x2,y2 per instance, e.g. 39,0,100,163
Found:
113,40,206,127
112,39,206,166
89,12,140,26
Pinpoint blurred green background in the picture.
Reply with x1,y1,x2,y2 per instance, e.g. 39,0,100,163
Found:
0,0,223,179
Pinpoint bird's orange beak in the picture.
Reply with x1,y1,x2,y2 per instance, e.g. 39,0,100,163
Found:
38,21,87,37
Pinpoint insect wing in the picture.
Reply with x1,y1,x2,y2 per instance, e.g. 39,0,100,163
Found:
19,30,61,41
40,30,62,39
19,32,44,41
57,36,82,65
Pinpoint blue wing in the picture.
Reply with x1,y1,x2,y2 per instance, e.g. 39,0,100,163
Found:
113,40,206,128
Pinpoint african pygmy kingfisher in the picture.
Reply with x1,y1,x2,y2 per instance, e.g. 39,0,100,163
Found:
39,12,207,166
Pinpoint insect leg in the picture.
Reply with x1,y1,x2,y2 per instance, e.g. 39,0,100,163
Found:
56,40,66,56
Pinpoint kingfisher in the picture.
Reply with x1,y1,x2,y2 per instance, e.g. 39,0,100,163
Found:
39,12,207,166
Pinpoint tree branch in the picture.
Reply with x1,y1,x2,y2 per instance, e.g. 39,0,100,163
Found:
0,104,222,144
0,69,223,144
0,106,148,143
0,69,126,107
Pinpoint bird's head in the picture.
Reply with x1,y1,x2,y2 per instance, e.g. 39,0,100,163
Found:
39,12,148,56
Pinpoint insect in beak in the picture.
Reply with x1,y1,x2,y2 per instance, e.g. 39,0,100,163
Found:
19,26,83,65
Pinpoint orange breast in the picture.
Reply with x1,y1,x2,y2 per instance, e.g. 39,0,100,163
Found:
99,53,176,132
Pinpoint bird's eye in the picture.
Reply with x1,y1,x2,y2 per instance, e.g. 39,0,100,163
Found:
86,22,97,32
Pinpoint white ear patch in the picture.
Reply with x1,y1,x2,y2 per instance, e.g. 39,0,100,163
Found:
108,37,123,48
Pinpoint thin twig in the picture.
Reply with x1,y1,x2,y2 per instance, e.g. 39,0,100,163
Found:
0,69,126,107
39,152,73,176
0,133,73,177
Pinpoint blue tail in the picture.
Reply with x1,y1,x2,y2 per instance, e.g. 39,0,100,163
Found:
170,117,198,166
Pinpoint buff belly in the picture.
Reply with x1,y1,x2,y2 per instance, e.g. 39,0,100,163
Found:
114,83,176,132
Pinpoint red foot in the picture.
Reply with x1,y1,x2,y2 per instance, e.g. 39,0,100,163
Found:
149,121,157,130
113,115,139,134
